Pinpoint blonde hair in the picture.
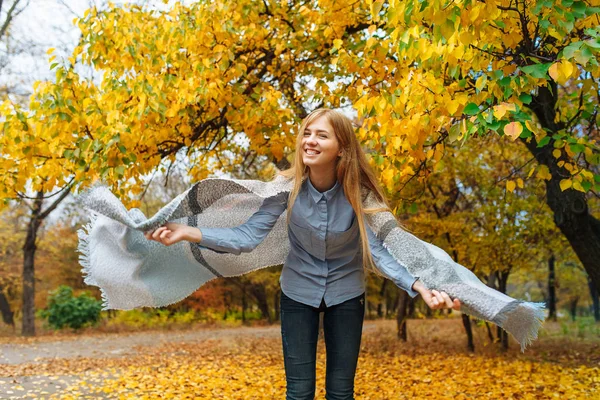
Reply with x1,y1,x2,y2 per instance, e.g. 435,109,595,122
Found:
278,108,395,273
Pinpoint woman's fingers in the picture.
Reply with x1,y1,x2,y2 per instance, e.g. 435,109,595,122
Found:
159,228,171,241
430,290,459,310
453,298,461,311
151,226,167,240
431,289,444,309
439,291,454,309
144,226,174,246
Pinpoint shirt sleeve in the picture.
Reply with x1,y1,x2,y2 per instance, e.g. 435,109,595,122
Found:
365,222,420,298
193,191,288,255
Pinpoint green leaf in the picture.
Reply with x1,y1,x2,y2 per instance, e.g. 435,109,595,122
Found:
409,202,418,214
572,1,587,17
563,41,583,59
463,102,479,115
488,120,501,131
537,136,551,147
574,46,594,66
498,76,511,87
519,94,532,104
449,123,461,142
569,143,586,153
581,180,592,191
115,165,125,177
586,39,600,49
521,63,552,79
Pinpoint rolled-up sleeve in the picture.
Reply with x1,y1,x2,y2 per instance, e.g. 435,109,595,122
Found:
195,191,288,255
365,222,420,298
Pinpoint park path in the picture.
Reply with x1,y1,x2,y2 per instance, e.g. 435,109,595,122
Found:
1,321,385,365
1,324,281,365
0,320,388,399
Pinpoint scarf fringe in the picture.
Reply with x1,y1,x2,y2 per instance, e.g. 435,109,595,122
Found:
493,300,546,352
76,211,110,311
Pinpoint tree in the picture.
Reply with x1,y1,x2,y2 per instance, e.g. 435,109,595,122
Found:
346,0,600,290
0,0,110,335
2,1,599,332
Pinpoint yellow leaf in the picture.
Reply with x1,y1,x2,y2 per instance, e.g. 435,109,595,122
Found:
475,75,487,92
504,121,523,140
548,62,560,81
573,181,585,192
506,180,516,192
559,179,572,191
46,47,56,55
560,60,574,79
552,149,561,159
446,99,459,115
493,102,515,119
516,178,524,188
298,5,310,16
382,168,395,188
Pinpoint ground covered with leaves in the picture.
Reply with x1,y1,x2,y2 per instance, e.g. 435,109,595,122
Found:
1,319,598,399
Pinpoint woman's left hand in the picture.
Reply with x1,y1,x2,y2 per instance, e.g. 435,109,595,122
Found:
412,280,461,311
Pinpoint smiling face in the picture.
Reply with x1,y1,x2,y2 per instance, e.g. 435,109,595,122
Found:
301,115,342,170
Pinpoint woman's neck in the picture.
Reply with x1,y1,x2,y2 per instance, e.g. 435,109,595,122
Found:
307,167,337,192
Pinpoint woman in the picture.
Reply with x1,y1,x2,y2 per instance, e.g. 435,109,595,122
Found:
144,108,461,400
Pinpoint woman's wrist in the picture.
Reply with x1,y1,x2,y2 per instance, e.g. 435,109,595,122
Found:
411,279,425,293
186,227,203,243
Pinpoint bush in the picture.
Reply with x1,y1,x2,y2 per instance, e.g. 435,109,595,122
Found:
39,285,103,330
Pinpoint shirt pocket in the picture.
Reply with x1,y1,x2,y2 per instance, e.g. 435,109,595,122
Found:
289,219,313,250
327,216,359,254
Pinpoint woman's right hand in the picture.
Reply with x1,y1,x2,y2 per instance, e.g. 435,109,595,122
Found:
143,222,202,246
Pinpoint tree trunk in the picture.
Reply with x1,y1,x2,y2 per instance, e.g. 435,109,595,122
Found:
548,254,557,322
408,295,416,318
461,314,474,352
274,289,280,322
241,286,247,324
223,291,229,320
377,279,387,318
385,288,395,318
495,270,510,350
484,322,495,344
22,191,44,337
396,290,409,341
570,297,579,321
524,85,600,293
0,284,15,328
248,283,272,323
589,276,600,322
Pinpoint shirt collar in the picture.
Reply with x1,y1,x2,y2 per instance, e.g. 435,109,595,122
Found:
306,177,341,203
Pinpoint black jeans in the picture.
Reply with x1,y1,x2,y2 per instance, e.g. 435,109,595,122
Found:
280,291,365,400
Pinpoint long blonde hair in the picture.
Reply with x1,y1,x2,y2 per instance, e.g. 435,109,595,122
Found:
278,108,394,273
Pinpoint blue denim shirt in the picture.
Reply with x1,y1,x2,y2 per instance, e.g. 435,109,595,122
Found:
197,178,419,308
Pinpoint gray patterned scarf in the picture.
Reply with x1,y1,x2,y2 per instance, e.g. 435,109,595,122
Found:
77,174,545,351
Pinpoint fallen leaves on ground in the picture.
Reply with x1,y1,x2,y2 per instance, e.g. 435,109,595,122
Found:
1,320,598,399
